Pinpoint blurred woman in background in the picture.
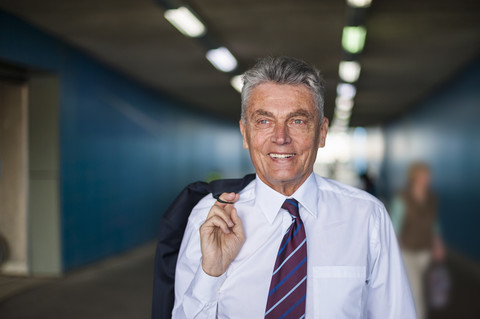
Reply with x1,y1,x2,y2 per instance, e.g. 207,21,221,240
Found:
390,162,445,319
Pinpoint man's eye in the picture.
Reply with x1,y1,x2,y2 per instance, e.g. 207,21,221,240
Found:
293,119,304,125
258,119,269,125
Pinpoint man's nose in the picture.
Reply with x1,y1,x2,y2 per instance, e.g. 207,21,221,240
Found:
271,124,292,145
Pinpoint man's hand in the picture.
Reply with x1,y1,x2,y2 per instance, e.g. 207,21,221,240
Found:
200,192,245,277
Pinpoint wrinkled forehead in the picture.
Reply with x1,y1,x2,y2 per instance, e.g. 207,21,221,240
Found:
246,82,316,117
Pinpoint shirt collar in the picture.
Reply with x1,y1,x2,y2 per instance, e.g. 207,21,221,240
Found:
255,173,318,224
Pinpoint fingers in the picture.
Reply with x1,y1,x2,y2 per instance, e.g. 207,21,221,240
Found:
202,193,240,234
203,215,232,234
211,192,239,227
214,192,239,208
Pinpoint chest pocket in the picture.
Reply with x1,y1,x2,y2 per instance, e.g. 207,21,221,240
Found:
312,266,366,318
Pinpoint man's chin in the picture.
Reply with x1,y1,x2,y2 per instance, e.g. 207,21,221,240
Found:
261,171,306,187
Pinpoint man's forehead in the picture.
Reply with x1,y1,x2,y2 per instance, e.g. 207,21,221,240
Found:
247,83,316,117
251,108,313,118
250,82,312,98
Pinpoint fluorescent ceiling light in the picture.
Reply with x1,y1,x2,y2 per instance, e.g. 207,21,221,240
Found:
337,83,357,99
330,125,348,132
334,108,352,120
336,96,354,111
206,47,238,72
230,74,244,93
164,6,206,38
339,61,361,83
330,119,349,131
342,26,367,54
347,0,372,8
333,118,349,128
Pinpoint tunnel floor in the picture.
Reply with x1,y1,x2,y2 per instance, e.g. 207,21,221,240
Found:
0,242,478,319
0,242,155,319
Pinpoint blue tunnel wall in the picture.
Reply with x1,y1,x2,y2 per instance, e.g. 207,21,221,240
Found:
0,11,253,271
3,9,479,269
380,57,480,261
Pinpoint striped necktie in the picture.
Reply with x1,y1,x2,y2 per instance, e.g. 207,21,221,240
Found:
265,198,307,319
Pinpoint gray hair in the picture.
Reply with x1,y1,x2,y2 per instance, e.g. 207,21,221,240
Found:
240,56,325,123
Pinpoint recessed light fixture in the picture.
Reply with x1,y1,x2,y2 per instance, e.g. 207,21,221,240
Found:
347,0,372,8
230,74,244,93
342,26,367,54
206,47,238,72
164,6,206,38
337,83,357,99
339,61,361,83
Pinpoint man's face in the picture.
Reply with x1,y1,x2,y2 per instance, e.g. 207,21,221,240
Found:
240,82,328,195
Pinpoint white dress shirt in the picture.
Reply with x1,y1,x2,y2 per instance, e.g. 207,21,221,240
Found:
172,173,416,318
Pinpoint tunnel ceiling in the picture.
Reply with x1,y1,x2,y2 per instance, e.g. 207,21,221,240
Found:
0,0,479,126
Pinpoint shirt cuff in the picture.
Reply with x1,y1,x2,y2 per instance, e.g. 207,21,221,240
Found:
188,264,227,304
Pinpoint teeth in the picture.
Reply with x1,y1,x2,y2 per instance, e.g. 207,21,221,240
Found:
269,153,295,159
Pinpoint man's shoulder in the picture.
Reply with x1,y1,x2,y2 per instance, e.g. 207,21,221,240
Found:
313,173,385,209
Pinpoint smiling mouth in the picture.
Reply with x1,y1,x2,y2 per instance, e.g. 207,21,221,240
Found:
268,153,296,159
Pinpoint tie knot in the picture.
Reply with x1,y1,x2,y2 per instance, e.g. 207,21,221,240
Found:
282,198,300,219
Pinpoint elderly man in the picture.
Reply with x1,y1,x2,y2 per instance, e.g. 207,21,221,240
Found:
172,57,415,318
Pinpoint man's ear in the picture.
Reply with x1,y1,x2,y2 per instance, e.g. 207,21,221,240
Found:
318,117,329,148
239,120,249,149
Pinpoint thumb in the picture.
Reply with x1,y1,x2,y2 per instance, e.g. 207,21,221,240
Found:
215,192,239,207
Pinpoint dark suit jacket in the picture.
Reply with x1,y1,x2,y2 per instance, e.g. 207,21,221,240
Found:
151,174,256,319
